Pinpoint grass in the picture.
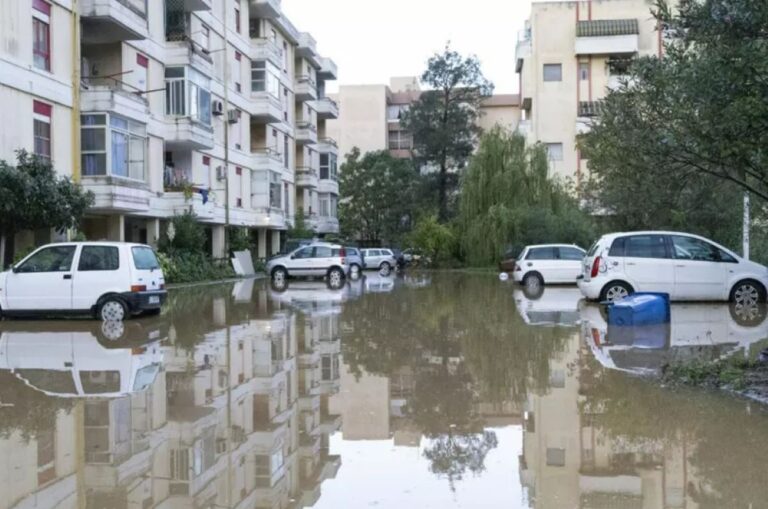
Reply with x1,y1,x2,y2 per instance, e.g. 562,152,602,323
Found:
662,357,757,391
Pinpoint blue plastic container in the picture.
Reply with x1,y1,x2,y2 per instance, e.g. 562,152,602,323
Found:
607,323,670,349
607,292,670,327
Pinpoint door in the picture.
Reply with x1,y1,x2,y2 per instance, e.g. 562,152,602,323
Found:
620,234,675,295
557,247,586,283
5,245,77,310
289,246,314,276
309,245,334,276
523,247,559,282
670,235,730,300
129,246,164,291
73,245,122,310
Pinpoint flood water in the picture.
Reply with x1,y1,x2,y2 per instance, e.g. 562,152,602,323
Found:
1,273,768,508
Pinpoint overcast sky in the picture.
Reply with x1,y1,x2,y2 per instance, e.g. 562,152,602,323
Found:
281,0,533,94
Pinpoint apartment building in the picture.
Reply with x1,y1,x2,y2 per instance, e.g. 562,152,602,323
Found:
0,0,339,266
326,77,521,163
515,0,662,183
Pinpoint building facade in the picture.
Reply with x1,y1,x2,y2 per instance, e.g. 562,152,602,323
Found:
0,0,340,265
515,0,662,184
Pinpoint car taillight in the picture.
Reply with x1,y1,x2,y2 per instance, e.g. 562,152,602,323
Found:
591,328,602,347
339,248,346,257
131,285,147,292
132,347,147,355
590,256,601,278
514,263,522,272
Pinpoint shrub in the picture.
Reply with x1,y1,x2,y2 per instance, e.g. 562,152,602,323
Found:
408,215,458,267
158,251,235,284
228,227,252,252
159,212,206,254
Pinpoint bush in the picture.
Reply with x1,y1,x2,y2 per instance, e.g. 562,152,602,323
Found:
228,227,251,252
408,215,459,267
158,251,235,284
159,212,206,254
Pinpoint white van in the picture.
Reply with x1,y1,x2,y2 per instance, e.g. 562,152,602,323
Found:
0,242,166,320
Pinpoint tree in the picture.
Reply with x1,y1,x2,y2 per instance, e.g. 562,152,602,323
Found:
581,0,768,200
402,47,494,221
338,148,419,244
0,151,93,264
287,210,315,239
459,127,595,266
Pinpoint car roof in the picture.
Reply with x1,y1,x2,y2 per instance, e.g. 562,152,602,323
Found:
524,244,583,249
38,241,151,248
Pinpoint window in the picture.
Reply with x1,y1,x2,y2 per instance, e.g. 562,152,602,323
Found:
269,171,281,208
233,52,242,93
543,63,562,82
79,371,120,394
319,153,337,180
33,101,52,161
234,7,241,33
283,41,289,71
545,143,563,161
579,62,589,81
284,183,289,214
321,355,339,381
270,28,277,44
132,246,160,269
81,114,147,180
314,246,332,258
546,448,566,467
623,235,668,259
16,245,76,273
559,247,585,260
387,104,408,122
78,246,119,271
283,136,289,168
671,235,735,262
251,60,280,98
388,130,412,150
32,1,51,71
165,67,211,125
526,247,557,260
200,25,210,51
294,247,313,259
319,195,330,217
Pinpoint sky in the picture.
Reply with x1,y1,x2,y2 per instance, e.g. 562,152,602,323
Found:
280,0,533,94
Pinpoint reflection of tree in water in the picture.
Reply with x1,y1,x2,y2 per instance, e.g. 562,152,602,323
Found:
424,430,499,491
0,371,76,442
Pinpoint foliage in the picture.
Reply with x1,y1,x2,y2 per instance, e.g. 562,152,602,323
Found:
402,47,494,221
407,215,458,266
0,150,94,238
157,251,235,284
159,212,207,255
228,227,252,252
287,211,315,240
339,149,420,244
0,371,75,442
459,128,595,266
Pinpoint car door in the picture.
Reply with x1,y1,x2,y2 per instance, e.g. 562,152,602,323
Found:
670,235,730,300
620,234,675,295
289,247,315,276
72,245,122,310
524,247,558,282
311,246,334,276
557,247,586,283
365,250,379,269
5,244,78,310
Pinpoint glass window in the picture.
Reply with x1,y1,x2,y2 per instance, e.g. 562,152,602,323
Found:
625,235,668,259
78,246,119,271
546,143,563,161
34,118,52,161
293,247,313,259
17,245,76,273
543,63,562,82
79,371,121,394
81,114,146,180
251,60,280,98
609,237,625,256
526,247,557,260
33,17,50,71
559,247,585,260
133,364,160,391
320,153,330,180
546,448,566,467
388,130,413,150
314,246,332,258
671,235,727,262
579,62,589,81
132,246,160,270
16,369,76,394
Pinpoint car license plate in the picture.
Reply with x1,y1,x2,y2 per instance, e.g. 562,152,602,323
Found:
149,296,160,305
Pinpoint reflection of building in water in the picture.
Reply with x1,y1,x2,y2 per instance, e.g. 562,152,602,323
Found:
520,331,700,508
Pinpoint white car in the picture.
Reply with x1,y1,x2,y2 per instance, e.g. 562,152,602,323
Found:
0,242,166,321
578,231,768,303
266,242,350,287
512,244,586,286
360,248,398,272
513,286,582,326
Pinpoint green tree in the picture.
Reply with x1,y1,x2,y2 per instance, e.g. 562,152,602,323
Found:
287,211,315,239
459,127,595,266
338,148,418,244
0,151,94,264
401,47,494,221
407,215,457,265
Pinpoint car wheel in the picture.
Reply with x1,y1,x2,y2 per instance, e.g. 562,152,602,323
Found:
600,281,633,302
522,272,544,288
272,267,288,284
98,297,128,321
350,264,361,277
328,267,345,289
100,320,127,341
729,300,767,327
380,262,392,275
730,279,765,306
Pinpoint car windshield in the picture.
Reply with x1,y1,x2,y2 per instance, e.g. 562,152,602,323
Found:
132,246,160,270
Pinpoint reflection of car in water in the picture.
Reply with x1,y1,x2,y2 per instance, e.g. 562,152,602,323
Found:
513,286,582,326
580,301,768,375
269,279,355,315
0,322,164,398
364,272,395,293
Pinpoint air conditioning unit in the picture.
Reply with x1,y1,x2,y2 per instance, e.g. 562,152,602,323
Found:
227,108,240,124
216,166,226,181
212,100,224,116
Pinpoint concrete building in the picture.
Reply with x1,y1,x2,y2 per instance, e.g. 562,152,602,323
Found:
0,0,339,266
515,0,663,184
326,77,520,162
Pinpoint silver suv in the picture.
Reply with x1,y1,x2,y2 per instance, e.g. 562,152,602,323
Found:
361,248,397,272
266,242,350,287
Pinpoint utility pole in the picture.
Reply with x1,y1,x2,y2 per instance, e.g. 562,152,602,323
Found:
222,1,231,256
743,192,750,260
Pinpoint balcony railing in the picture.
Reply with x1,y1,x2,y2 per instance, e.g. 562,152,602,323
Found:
578,101,602,117
318,137,337,148
576,19,639,37
296,121,317,133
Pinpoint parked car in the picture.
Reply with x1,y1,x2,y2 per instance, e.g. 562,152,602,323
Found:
0,242,166,321
513,286,583,326
360,248,398,272
345,247,365,278
508,244,586,286
266,242,349,287
578,231,768,303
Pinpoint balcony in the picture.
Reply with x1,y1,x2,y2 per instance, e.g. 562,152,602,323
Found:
161,190,216,220
575,19,640,55
515,29,531,72
253,147,284,172
577,101,600,134
164,117,214,150
180,0,211,11
250,91,283,123
317,137,338,156
80,0,148,43
295,121,318,145
83,176,152,213
317,179,338,196
165,39,214,77
318,57,338,81
295,167,318,188
250,38,283,68
313,97,339,120
80,83,149,123
250,0,281,19
295,76,318,101
297,32,321,67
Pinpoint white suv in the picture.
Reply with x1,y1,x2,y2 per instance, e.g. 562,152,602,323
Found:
512,244,586,286
266,242,349,287
578,231,768,303
361,248,398,272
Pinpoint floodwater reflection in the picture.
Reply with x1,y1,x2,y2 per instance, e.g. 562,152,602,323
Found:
0,274,766,508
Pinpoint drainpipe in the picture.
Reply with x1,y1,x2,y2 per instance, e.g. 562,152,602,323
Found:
222,3,231,255
71,0,82,243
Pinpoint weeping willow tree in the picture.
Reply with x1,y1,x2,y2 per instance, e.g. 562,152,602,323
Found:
458,127,595,266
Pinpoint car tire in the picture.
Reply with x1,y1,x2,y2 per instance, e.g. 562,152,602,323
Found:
730,279,766,306
380,262,392,274
271,266,288,283
98,296,129,321
729,300,767,327
350,264,361,277
327,267,345,289
599,281,633,302
522,272,544,288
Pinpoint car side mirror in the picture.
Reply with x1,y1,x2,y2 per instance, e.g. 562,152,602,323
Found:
290,255,296,260
10,266,19,273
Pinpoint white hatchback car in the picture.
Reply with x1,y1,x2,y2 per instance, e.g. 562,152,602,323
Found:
0,242,166,320
512,244,586,286
578,231,768,303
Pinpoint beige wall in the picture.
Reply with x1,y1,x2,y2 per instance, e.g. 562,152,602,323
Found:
478,103,522,133
327,85,389,160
